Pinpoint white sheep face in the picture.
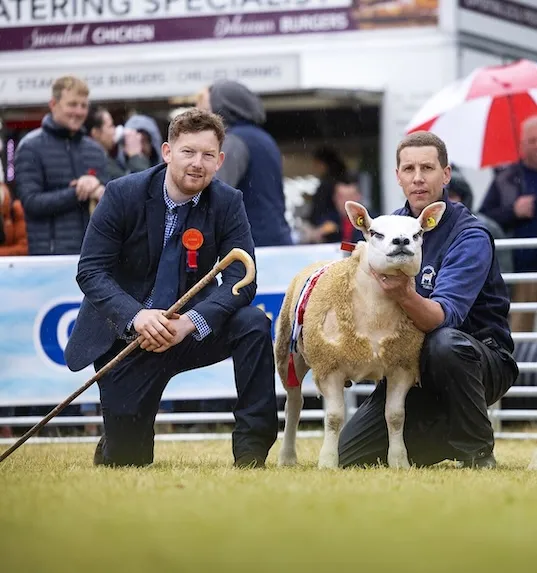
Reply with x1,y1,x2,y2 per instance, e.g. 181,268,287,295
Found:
344,201,447,277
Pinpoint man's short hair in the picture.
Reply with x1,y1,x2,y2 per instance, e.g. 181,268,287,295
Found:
52,76,90,100
85,105,108,133
167,108,225,148
396,131,448,168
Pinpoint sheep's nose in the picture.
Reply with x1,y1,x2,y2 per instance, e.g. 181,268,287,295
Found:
392,237,410,246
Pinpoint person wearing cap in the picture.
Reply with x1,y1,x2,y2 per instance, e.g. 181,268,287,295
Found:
196,80,292,247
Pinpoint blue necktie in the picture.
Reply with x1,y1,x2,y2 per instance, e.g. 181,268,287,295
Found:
151,203,191,310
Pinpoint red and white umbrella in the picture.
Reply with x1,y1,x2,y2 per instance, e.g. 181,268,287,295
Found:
405,59,537,169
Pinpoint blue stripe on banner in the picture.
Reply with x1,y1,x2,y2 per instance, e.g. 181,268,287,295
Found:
0,244,342,405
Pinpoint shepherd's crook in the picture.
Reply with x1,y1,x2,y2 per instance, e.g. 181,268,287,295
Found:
0,248,255,464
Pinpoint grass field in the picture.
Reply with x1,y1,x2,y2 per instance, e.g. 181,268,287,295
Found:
2,438,537,573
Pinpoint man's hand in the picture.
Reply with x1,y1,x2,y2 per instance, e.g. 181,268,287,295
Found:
370,268,413,303
89,184,105,202
134,309,197,353
71,175,101,202
514,195,535,219
152,314,197,353
123,128,143,158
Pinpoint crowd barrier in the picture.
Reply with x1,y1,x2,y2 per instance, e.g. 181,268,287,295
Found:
1,239,537,445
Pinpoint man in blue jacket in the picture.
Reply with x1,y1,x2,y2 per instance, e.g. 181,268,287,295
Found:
64,108,278,468
15,76,107,255
196,80,293,247
338,131,519,469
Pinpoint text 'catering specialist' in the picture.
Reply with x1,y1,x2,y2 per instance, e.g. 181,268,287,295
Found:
0,0,352,26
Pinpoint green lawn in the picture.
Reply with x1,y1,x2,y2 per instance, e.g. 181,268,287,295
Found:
1,438,537,572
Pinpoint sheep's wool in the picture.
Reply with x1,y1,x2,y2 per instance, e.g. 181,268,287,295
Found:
277,243,424,388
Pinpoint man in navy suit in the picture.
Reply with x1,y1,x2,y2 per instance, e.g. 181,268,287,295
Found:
65,108,278,468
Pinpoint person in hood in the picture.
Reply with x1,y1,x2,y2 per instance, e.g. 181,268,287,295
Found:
116,114,163,173
14,76,107,255
196,80,292,247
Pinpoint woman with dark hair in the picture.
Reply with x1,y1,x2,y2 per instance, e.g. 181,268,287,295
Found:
302,147,350,243
308,146,347,233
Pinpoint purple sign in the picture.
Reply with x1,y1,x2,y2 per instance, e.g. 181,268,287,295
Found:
0,11,353,52
0,2,439,52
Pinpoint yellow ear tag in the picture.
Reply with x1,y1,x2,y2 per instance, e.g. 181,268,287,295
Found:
426,217,436,229
356,216,364,226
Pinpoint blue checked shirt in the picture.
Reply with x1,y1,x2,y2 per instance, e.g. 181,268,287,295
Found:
124,184,212,342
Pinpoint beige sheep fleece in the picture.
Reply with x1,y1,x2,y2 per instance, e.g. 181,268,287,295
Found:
275,243,424,387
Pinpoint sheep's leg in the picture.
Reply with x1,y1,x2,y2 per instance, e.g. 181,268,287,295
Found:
528,449,537,470
385,370,414,470
278,353,309,467
318,373,346,469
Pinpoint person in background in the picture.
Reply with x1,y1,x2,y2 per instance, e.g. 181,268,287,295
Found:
116,114,163,174
447,165,513,274
306,146,348,243
300,173,368,245
196,80,292,247
14,76,107,255
0,182,27,256
480,116,537,331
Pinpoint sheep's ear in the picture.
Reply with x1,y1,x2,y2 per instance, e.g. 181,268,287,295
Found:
417,201,446,233
345,201,372,234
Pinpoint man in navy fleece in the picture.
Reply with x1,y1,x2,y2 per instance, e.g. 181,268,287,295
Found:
338,131,518,469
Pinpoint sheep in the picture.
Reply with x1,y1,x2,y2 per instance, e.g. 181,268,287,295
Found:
275,200,446,469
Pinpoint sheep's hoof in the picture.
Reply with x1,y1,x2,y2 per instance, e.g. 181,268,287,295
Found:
318,453,339,469
278,450,298,467
387,453,411,470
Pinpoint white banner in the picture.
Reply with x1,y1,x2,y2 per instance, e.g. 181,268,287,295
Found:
0,0,352,28
0,54,301,105
0,244,343,406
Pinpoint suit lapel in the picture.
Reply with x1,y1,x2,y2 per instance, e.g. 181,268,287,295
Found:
146,169,167,272
179,190,210,296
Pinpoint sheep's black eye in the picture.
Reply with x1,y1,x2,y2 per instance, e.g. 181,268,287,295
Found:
370,230,384,240
413,231,423,240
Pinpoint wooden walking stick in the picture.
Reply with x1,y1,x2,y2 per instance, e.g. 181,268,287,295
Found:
0,248,255,464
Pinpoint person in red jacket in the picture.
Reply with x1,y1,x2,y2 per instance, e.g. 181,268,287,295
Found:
0,183,28,256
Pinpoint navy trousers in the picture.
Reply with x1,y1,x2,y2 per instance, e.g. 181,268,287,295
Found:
94,306,278,466
338,328,519,467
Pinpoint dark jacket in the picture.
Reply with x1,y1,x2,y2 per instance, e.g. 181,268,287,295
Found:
64,164,256,371
479,162,524,231
395,195,513,353
480,162,537,271
209,79,292,247
14,114,107,255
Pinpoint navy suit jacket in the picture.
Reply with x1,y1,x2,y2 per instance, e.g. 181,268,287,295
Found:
64,164,256,371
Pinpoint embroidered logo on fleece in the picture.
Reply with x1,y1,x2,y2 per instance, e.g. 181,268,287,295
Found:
420,265,436,291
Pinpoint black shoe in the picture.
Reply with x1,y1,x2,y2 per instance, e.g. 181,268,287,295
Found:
93,435,106,466
234,454,266,469
457,453,497,469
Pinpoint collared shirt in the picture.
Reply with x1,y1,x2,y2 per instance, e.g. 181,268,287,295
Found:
124,183,211,341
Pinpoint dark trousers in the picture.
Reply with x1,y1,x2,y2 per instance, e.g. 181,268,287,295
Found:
339,328,519,467
94,306,278,466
